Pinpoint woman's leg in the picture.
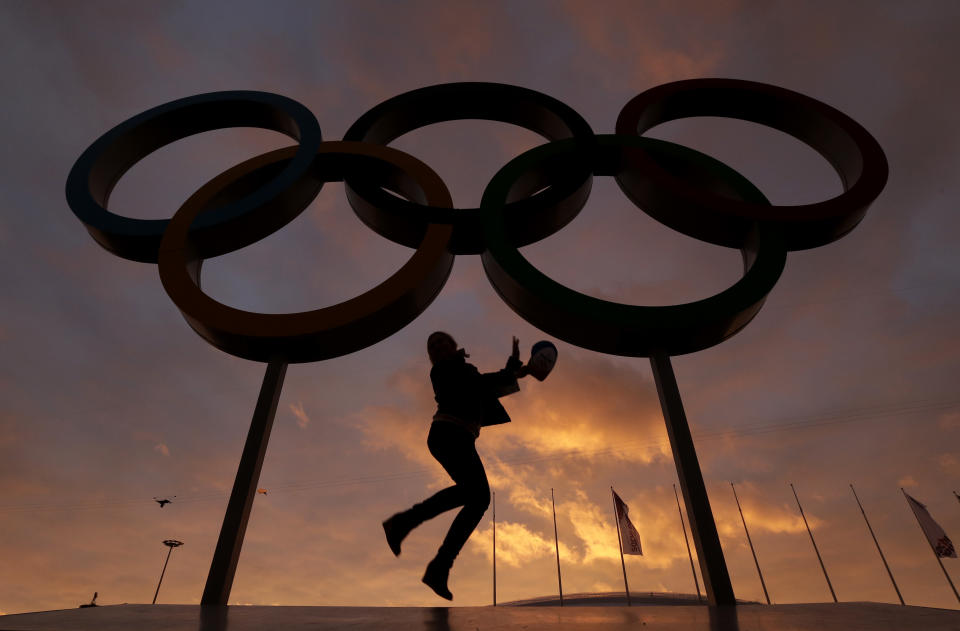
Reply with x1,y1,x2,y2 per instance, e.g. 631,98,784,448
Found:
428,429,490,564
421,423,490,599
383,423,475,555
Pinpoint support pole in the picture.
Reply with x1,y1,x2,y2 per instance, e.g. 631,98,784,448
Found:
649,353,735,606
201,360,287,605
492,491,497,607
611,487,632,606
731,483,770,604
674,484,702,603
552,488,564,606
790,483,837,603
850,484,903,605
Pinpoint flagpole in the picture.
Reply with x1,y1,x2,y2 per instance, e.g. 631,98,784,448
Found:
611,487,632,606
790,483,837,603
902,488,960,604
674,484,702,603
850,484,904,605
492,490,497,607
731,483,770,604
552,488,564,606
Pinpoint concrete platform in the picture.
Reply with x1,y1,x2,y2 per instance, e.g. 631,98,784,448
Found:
2,603,959,631
502,591,737,606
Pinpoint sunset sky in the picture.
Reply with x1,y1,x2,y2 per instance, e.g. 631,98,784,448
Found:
2,0,960,615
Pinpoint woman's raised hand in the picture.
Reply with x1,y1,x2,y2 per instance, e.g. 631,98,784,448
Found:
510,337,529,377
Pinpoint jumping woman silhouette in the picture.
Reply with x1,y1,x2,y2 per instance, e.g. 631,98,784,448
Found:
382,332,529,600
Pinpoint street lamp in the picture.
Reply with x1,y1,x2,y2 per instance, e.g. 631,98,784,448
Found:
152,539,183,604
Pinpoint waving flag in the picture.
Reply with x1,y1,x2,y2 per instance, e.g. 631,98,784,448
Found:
905,492,957,558
612,489,643,555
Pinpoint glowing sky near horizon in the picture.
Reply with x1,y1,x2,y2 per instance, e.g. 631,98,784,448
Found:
2,0,960,615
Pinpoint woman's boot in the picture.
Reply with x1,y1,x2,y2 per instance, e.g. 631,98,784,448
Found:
382,512,415,556
421,556,453,600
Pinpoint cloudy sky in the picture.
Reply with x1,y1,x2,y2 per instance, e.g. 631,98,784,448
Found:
2,0,960,615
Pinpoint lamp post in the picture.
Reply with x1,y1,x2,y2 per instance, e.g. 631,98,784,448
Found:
153,539,184,604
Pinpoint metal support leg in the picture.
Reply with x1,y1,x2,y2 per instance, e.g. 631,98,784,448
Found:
650,352,735,606
201,360,288,605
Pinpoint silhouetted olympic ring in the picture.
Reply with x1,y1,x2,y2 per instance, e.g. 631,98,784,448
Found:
157,142,454,363
342,82,595,254
65,91,323,263
481,135,787,357
615,78,889,250
66,81,887,362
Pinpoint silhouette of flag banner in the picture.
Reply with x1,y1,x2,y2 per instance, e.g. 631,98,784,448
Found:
613,490,643,555
906,492,957,558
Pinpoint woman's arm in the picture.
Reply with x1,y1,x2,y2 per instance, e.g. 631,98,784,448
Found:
481,337,527,397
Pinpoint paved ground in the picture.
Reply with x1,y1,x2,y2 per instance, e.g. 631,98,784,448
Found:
2,603,959,631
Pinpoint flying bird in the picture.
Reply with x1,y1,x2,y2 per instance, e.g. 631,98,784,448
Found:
153,496,176,508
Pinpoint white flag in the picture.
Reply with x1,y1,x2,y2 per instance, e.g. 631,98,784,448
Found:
612,489,643,555
905,492,957,558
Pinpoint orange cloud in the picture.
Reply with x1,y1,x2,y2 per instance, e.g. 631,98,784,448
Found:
484,463,552,519
470,521,563,568
936,453,960,476
289,401,311,429
563,489,621,563
713,495,812,538
898,476,918,488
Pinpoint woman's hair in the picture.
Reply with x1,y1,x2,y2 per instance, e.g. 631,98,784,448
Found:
427,331,455,364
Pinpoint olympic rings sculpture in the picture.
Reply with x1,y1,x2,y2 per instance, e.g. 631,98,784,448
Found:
65,80,888,362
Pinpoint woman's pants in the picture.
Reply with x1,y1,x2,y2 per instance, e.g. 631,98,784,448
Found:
405,422,491,566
